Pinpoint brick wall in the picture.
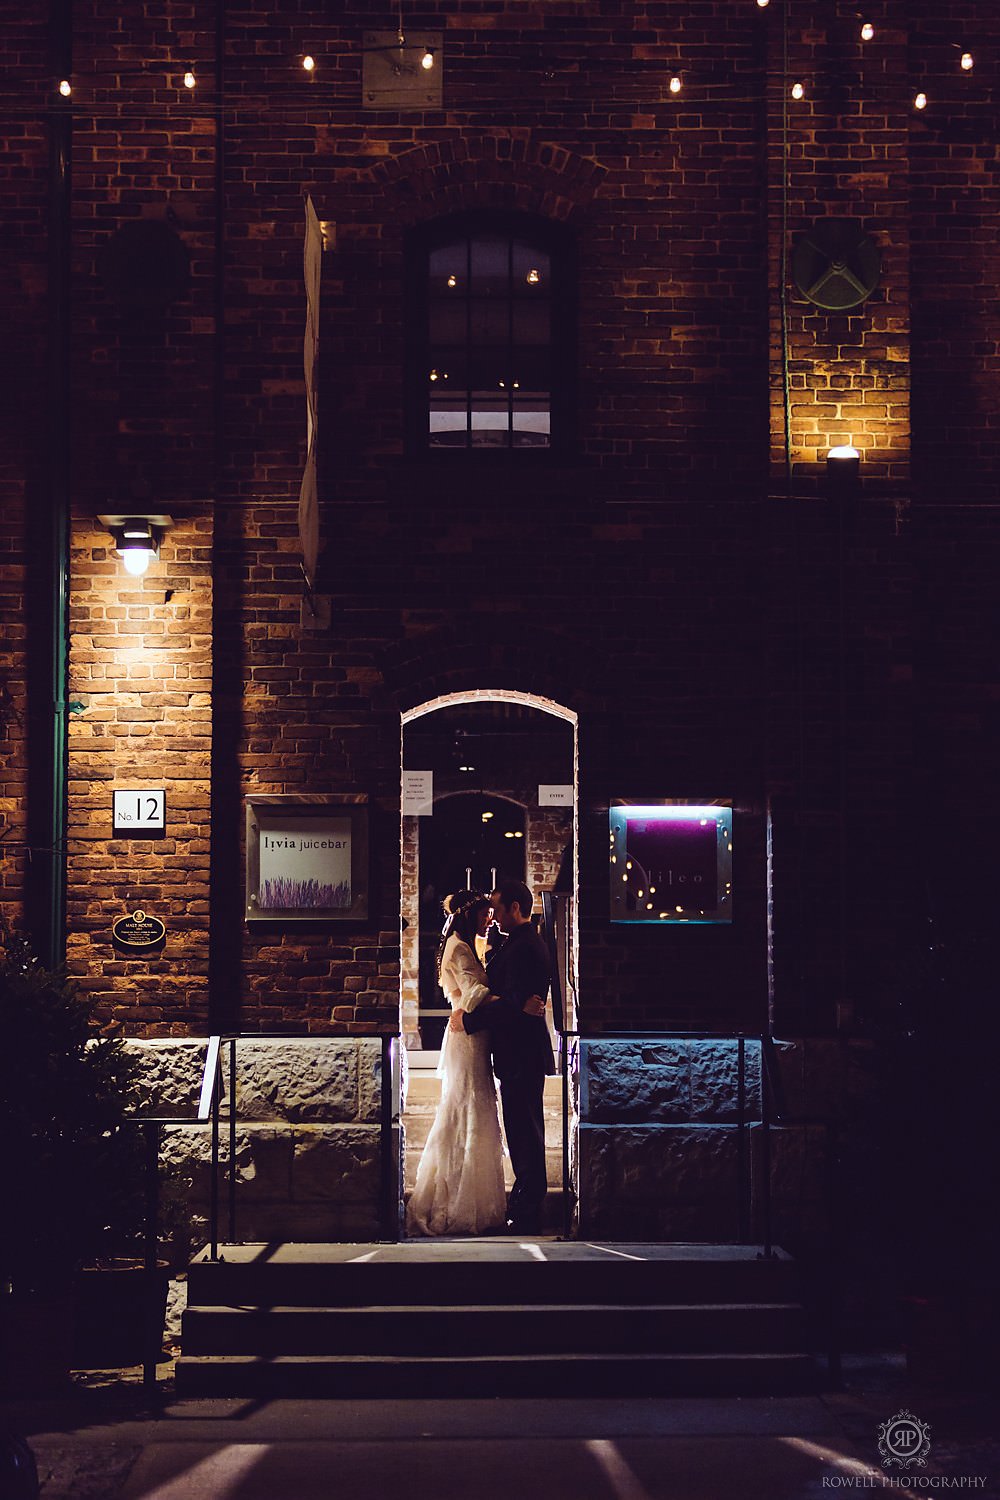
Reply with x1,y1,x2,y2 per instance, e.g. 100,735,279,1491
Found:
65,516,213,1031
1,0,997,1045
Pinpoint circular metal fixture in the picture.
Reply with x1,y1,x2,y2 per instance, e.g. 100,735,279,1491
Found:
791,218,881,311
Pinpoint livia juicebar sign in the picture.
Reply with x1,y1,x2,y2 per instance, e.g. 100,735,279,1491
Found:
112,909,166,953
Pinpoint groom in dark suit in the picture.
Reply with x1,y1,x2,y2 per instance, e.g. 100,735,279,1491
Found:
449,877,554,1233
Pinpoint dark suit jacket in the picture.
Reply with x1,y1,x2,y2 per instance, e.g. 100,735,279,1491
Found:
462,922,555,1080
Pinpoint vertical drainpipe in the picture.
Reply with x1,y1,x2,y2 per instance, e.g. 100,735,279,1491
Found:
207,0,234,1030
38,0,73,969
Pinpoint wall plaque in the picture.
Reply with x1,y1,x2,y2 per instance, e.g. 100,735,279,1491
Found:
113,789,166,838
112,909,166,952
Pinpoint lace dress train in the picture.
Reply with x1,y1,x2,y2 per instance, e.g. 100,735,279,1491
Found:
406,935,506,1236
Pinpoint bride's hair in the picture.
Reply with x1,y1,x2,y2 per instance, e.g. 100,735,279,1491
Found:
436,890,490,985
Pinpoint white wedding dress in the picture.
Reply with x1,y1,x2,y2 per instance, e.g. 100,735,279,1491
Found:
406,932,507,1236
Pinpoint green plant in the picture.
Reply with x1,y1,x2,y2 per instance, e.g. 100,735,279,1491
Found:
0,922,141,1292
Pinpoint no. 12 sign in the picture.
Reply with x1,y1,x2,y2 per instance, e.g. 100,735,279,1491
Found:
112,789,166,838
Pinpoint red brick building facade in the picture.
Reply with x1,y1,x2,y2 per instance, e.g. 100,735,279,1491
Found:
1,0,997,1250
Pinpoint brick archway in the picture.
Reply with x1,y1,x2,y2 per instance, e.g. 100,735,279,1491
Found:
399,686,579,1054
371,132,608,228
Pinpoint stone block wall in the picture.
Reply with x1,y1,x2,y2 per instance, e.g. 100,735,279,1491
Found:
131,1037,385,1243
577,1038,879,1250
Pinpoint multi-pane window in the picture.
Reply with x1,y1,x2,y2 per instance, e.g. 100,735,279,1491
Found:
409,214,572,452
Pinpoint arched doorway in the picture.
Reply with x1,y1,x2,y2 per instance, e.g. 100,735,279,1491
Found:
415,791,527,1050
400,690,578,1233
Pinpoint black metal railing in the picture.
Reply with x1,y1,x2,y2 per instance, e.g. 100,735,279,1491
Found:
555,1028,840,1378
760,1035,842,1383
127,1031,237,1397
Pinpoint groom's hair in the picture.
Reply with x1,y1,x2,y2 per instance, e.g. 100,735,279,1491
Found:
496,877,533,918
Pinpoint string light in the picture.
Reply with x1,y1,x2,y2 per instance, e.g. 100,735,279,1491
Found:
302,54,316,73
791,80,805,100
914,91,928,110
860,21,874,41
183,69,197,89
58,78,72,96
669,75,682,94
525,268,540,284
960,51,974,71
756,0,769,8
447,274,458,288
421,46,435,70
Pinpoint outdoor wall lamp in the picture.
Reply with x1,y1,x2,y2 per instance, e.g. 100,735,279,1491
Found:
826,445,860,497
98,513,173,576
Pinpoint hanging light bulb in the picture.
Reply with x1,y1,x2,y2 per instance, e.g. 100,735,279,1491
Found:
183,69,197,89
960,51,974,71
669,75,682,94
756,0,770,8
421,46,435,70
302,54,316,72
860,21,874,41
447,273,458,288
58,78,72,97
791,80,805,100
914,91,928,110
526,268,540,284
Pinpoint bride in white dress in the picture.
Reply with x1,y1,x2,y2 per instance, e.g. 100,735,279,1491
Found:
406,891,507,1236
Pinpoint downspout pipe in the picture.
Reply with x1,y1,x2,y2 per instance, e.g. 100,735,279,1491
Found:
207,0,239,1030
30,0,73,968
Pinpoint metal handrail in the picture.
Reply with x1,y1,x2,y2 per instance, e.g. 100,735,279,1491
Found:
125,1032,238,1398
557,1028,839,1379
556,1027,768,1246
760,1035,842,1383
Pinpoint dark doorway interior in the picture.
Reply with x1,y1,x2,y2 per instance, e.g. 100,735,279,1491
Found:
417,793,526,1048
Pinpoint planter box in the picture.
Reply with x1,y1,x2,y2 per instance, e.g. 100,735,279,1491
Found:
72,1261,169,1369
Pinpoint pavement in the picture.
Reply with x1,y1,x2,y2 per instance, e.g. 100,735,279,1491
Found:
4,1354,999,1500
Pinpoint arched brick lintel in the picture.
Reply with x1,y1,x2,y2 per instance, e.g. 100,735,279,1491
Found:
369,132,608,226
380,625,605,724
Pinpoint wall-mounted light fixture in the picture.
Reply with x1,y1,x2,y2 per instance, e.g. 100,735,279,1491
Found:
826,445,860,496
98,514,173,576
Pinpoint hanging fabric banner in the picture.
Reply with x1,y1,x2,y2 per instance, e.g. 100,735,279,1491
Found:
298,195,322,588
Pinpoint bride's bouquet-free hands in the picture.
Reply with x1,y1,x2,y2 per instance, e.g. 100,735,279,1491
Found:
447,993,546,1030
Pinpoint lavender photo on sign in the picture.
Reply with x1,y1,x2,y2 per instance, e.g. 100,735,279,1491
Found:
258,818,352,911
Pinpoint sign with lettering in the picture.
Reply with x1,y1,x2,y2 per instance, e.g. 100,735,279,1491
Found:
258,817,352,912
112,909,166,952
610,803,733,925
538,784,574,807
113,789,166,838
246,798,370,924
402,770,434,816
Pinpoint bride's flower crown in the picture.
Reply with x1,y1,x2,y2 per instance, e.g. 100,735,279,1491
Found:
442,890,486,918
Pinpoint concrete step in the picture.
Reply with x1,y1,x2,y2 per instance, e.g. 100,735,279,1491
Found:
181,1301,807,1357
179,1244,814,1397
186,1247,803,1311
174,1350,817,1399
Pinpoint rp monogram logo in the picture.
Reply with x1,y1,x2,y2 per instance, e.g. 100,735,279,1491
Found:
878,1410,931,1470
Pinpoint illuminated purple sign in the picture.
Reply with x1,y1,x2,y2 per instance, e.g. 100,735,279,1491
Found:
609,803,733,924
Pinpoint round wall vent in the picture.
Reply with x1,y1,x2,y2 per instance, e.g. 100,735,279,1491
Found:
791,219,881,311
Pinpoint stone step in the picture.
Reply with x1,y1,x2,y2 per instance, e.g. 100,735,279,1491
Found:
174,1349,817,1399
186,1245,802,1310
181,1301,807,1357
